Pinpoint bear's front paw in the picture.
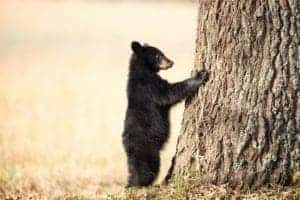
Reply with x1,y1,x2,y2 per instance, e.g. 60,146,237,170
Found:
195,70,209,83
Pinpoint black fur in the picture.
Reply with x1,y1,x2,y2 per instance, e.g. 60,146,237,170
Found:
122,41,209,187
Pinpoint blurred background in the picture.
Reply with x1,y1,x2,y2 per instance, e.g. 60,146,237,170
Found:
0,0,197,198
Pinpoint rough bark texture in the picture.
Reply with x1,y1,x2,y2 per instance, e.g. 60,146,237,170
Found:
166,0,300,189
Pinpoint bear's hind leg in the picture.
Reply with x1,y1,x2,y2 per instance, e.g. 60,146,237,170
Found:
127,156,156,187
148,152,160,182
126,157,139,188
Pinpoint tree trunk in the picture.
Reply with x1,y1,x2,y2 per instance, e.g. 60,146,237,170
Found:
166,0,300,189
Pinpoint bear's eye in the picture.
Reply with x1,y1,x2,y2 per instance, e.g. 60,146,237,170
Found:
155,55,161,60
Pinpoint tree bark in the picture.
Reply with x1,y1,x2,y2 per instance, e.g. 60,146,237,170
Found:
166,0,300,189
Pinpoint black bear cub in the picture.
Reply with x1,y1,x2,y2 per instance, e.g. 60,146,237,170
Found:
122,41,209,187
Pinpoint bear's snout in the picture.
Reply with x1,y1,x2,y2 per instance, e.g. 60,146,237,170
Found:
159,57,174,70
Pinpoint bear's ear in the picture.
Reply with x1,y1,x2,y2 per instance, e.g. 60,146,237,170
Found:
131,41,143,55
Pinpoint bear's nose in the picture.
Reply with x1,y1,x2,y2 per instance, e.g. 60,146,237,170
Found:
168,60,174,67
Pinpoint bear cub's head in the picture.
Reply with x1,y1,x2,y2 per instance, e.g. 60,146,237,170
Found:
131,41,174,73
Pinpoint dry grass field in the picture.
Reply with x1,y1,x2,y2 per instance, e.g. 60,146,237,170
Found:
0,1,197,199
